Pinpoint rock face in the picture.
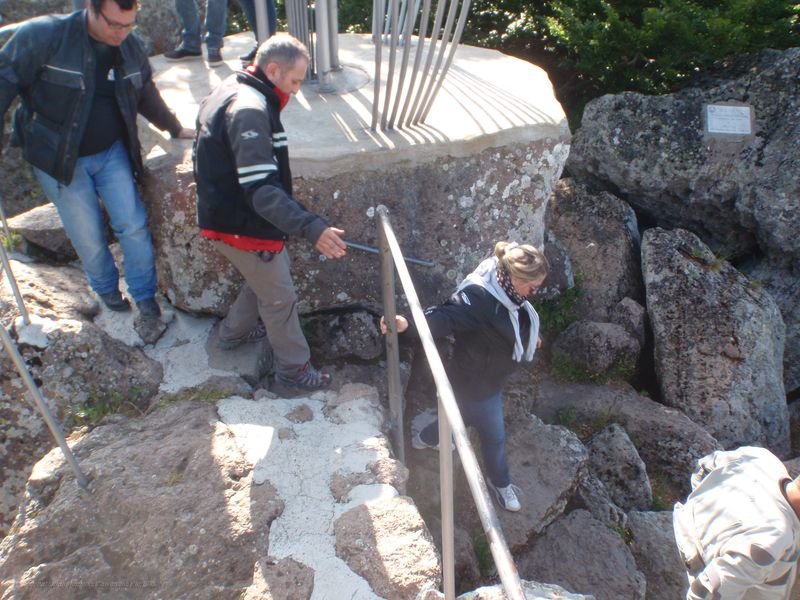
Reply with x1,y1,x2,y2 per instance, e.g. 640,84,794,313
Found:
0,384,436,599
642,227,788,454
627,510,688,600
517,509,646,600
529,379,719,495
565,48,800,392
552,320,640,381
145,140,570,317
547,179,643,321
335,496,442,599
586,424,652,511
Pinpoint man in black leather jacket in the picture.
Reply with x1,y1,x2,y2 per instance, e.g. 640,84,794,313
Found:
0,0,193,343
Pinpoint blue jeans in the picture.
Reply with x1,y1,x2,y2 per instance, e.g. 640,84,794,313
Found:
33,140,157,303
174,0,228,52
237,0,277,40
419,391,510,488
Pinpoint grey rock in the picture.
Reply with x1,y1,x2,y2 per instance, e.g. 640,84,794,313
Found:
303,307,384,362
6,204,76,261
627,510,689,600
552,320,640,381
528,378,719,496
334,496,441,600
143,140,568,317
609,297,647,348
642,227,788,454
241,557,315,600
573,472,627,530
517,509,646,600
546,179,643,321
459,581,595,599
586,424,652,511
567,48,800,265
539,230,575,301
0,402,285,599
748,260,800,393
456,414,588,551
0,259,99,321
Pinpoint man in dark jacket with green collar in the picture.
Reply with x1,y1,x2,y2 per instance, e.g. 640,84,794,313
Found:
0,0,193,343
194,34,346,390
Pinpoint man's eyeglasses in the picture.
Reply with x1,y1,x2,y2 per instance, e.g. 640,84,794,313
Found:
98,9,137,31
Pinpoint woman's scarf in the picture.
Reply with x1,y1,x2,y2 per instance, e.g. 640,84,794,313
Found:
456,256,539,362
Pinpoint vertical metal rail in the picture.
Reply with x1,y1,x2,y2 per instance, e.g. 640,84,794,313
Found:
255,0,269,44
397,0,432,127
410,0,459,125
370,0,386,130
0,325,90,489
379,0,402,130
386,0,416,128
316,0,334,91
376,206,525,600
379,225,405,464
402,0,446,127
0,201,89,489
0,206,28,324
418,0,471,122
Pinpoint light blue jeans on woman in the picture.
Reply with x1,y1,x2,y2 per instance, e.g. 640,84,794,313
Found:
418,390,511,488
174,0,228,52
33,140,157,303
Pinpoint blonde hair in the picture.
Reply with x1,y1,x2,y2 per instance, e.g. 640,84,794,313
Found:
494,241,549,281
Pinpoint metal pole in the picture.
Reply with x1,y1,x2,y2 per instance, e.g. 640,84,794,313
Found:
397,0,432,127
404,0,445,126
438,394,456,599
379,222,405,464
328,0,340,70
370,0,385,130
316,0,333,91
419,0,471,121
380,0,402,130
254,0,269,44
387,0,416,128
412,0,459,125
0,225,29,325
376,206,526,600
0,323,90,488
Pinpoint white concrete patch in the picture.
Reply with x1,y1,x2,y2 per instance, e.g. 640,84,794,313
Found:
144,310,230,393
218,393,398,600
13,314,61,348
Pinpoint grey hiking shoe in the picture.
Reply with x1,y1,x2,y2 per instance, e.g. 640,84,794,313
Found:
206,47,223,67
275,362,331,390
99,290,131,312
218,320,267,350
165,46,202,61
134,298,166,344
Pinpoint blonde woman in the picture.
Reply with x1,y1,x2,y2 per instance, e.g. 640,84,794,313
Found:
381,241,548,511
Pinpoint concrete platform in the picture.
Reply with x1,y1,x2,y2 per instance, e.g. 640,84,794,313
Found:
144,32,568,179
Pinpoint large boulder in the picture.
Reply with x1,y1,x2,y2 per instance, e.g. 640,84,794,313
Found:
586,424,652,511
566,48,800,265
546,179,643,321
642,227,788,454
516,509,646,600
565,48,800,393
141,34,570,317
627,510,688,600
551,320,640,382
529,378,719,496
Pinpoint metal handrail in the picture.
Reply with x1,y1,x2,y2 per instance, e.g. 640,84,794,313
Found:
0,202,89,489
377,205,525,600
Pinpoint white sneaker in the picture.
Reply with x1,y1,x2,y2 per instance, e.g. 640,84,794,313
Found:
489,482,521,512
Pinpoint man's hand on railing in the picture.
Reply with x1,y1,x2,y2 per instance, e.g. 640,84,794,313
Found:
380,315,409,334
315,227,347,259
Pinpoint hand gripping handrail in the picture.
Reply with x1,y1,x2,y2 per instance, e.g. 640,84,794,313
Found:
377,205,525,600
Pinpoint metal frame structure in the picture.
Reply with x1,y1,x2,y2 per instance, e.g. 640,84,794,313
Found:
377,205,525,600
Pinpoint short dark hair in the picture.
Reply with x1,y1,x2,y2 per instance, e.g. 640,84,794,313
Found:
255,34,310,71
89,0,138,15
